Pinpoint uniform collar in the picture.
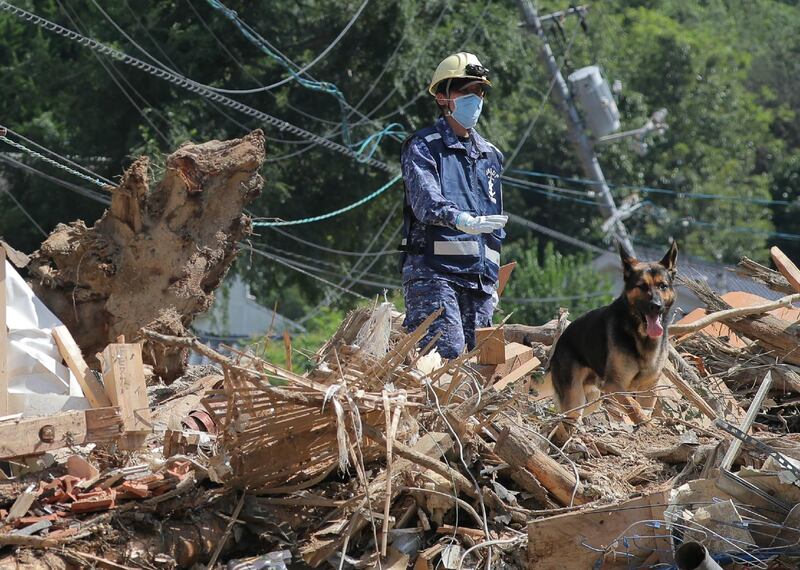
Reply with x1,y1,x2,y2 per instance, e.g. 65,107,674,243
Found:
434,116,492,158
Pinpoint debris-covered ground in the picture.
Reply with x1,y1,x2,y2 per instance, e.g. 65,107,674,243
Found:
3,249,800,570
3,134,800,569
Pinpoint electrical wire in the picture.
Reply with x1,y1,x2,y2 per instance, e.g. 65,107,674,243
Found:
0,154,111,205
57,0,171,145
0,186,47,237
203,0,370,94
0,0,396,173
267,226,398,257
245,245,369,300
1,127,115,186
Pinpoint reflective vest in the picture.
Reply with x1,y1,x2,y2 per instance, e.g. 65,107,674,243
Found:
401,124,504,284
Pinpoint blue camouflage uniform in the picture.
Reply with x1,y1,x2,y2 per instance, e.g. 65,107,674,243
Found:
400,116,505,359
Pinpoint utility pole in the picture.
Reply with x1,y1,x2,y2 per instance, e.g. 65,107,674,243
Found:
516,0,636,256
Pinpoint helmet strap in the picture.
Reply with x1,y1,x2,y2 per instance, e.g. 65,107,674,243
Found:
444,78,454,115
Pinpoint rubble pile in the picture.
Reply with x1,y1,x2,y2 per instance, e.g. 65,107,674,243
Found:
1,247,800,570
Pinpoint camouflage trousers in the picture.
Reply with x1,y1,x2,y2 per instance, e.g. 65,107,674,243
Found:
402,278,495,360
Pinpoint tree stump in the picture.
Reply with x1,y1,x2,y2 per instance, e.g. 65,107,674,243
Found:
27,130,266,382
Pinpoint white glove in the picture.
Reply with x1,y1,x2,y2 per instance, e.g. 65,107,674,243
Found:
455,212,508,235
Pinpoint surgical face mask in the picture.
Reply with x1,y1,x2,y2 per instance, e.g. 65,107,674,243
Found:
450,93,483,129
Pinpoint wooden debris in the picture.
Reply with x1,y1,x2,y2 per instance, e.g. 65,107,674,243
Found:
300,432,453,567
497,261,517,296
0,407,123,459
366,548,409,570
52,325,111,408
476,326,506,365
669,292,800,336
493,424,589,507
662,357,718,421
101,343,152,450
736,256,795,294
528,491,670,569
6,485,37,522
414,543,445,570
771,246,800,293
66,455,99,480
681,279,800,366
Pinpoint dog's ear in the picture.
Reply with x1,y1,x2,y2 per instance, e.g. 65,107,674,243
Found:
660,241,678,276
619,243,637,279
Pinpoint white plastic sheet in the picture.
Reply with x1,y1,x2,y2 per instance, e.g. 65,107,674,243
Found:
4,260,88,416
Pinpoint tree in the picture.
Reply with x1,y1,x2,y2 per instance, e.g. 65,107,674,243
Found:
499,239,614,326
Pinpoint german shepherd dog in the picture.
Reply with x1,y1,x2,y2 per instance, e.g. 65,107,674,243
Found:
548,242,678,423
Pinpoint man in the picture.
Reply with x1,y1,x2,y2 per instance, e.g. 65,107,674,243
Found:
399,52,508,359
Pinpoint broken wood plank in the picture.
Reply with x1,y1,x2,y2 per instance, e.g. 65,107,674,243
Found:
0,248,6,416
475,326,505,365
497,261,517,297
680,279,800,366
414,543,444,570
283,330,293,373
101,343,152,449
662,359,717,421
52,325,111,408
669,292,800,336
435,524,487,539
5,484,36,522
0,407,123,459
494,424,589,507
492,355,541,392
528,491,670,570
736,256,795,294
771,246,800,294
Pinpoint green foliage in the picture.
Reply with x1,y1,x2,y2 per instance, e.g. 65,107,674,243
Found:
500,239,614,326
1,0,799,322
261,307,345,372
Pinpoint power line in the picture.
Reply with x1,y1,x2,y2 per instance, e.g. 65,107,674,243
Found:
504,15,582,170
0,131,113,191
509,169,796,207
185,0,357,133
0,0,396,173
57,0,172,145
0,186,47,237
250,241,400,286
507,212,610,255
503,177,605,206
244,244,369,300
0,154,111,205
297,207,402,324
251,246,399,289
1,127,115,186
252,174,401,226
267,226,398,257
204,0,370,95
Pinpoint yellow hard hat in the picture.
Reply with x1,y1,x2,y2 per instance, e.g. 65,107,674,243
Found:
428,52,492,96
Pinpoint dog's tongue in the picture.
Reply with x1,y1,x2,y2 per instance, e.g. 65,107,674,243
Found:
645,314,664,338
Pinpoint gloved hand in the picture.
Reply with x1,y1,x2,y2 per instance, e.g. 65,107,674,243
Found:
455,212,508,235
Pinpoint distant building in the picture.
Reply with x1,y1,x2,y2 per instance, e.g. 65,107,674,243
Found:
592,246,782,318
190,274,305,362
